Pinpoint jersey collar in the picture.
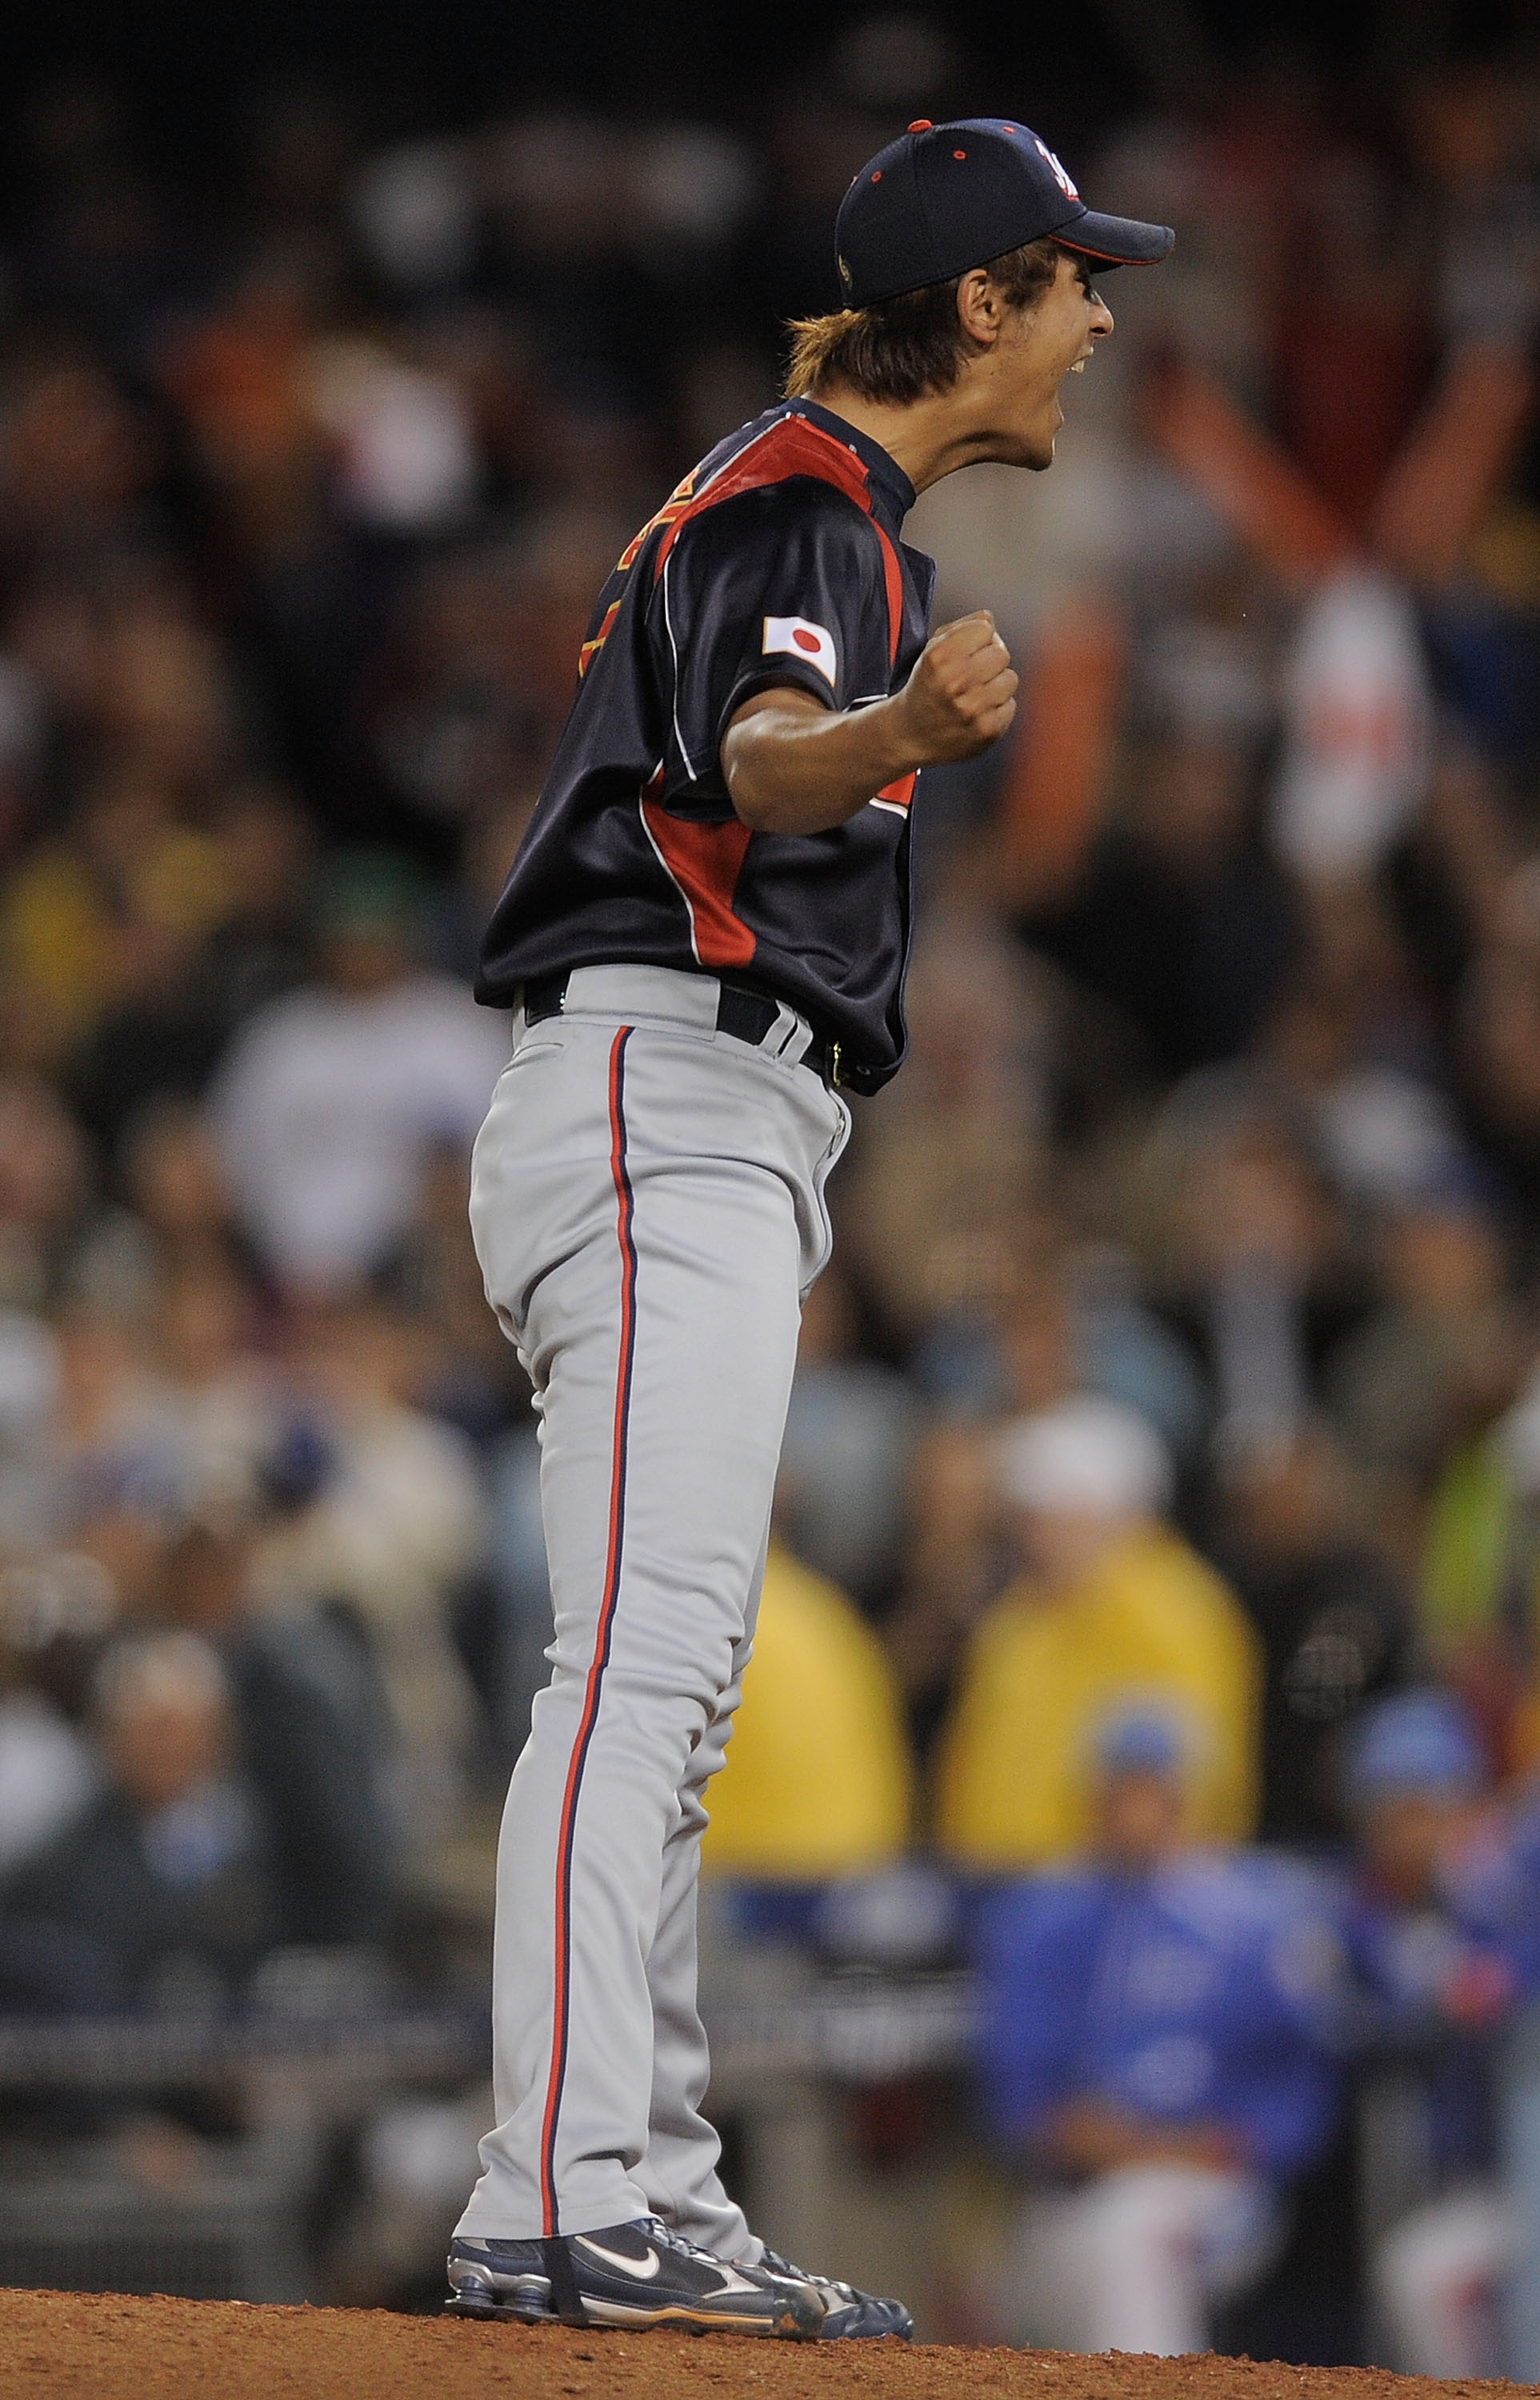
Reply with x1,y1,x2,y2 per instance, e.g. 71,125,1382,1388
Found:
782,398,917,526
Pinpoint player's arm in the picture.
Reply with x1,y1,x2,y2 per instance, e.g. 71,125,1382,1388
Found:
721,610,1017,837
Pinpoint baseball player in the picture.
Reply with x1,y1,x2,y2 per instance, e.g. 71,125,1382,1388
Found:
446,118,1173,2341
1343,1692,1516,2378
973,1710,1340,2358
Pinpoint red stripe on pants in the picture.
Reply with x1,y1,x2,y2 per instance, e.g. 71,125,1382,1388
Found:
538,1024,638,2236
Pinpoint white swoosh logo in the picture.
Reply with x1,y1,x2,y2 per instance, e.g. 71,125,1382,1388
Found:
578,2238,662,2280
707,2266,762,2296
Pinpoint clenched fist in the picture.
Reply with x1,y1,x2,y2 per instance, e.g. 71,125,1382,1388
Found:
890,611,1018,763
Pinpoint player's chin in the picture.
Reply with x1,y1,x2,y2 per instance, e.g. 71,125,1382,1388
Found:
1017,411,1060,473
993,432,1056,473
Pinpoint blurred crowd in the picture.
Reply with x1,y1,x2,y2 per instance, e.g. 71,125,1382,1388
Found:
5,3,1540,2366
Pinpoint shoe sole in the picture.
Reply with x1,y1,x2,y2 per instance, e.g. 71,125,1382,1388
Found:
814,2320,915,2342
446,2282,820,2339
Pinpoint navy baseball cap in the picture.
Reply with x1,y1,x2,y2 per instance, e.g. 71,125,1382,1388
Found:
837,118,1174,307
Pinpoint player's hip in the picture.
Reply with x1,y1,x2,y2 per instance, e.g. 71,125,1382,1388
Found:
469,986,850,1334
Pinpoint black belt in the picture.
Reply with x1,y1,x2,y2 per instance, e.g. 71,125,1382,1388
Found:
522,971,842,1087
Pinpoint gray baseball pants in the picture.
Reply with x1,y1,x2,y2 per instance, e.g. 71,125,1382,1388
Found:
455,964,850,2250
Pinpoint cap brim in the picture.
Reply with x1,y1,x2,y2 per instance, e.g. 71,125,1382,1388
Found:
1056,209,1174,266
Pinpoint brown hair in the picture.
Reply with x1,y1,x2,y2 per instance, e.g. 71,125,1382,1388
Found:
784,238,1071,408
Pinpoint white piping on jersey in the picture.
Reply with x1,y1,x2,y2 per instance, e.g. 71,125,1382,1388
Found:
661,558,696,783
637,776,704,966
658,410,881,779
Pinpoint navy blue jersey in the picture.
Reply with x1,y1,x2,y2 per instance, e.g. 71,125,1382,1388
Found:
475,398,936,1093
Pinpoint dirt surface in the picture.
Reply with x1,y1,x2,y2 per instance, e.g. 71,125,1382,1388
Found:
1,2290,1532,2400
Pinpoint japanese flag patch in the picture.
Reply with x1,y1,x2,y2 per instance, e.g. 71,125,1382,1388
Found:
763,615,837,687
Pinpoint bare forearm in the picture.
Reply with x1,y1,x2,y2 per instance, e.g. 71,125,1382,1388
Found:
722,695,914,834
721,610,1018,837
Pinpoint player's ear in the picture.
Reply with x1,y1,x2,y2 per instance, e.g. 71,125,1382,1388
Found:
954,267,1003,348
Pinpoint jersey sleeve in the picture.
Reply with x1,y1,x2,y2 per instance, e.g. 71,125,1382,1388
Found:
649,482,894,802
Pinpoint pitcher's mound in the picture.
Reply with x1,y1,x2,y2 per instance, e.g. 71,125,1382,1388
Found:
0,2287,1526,2398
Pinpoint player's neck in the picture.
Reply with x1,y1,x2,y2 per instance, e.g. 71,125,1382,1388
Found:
807,378,1022,497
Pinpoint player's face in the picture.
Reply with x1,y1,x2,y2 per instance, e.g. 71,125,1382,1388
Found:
990,249,1114,470
1362,1791,1462,1902
1094,1768,1186,1870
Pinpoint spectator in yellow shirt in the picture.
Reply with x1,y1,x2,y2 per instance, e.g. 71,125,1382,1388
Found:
936,1398,1260,1869
702,1540,912,1880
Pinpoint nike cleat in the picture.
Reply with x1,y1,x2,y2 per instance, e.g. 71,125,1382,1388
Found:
446,2214,826,2338
758,2245,914,2339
